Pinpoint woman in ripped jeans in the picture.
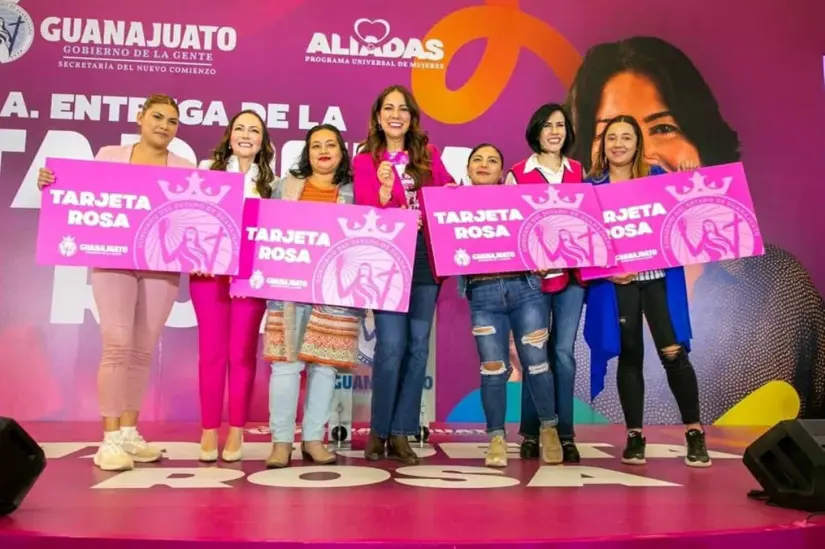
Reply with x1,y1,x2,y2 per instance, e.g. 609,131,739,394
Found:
458,143,562,468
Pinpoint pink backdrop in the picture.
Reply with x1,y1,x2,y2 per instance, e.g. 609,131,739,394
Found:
0,0,823,424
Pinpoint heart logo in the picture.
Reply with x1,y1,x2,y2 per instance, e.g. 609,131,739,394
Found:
353,18,390,46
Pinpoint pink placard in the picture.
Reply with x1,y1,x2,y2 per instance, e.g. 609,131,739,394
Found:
419,184,614,277
230,199,419,313
36,158,245,274
579,162,764,280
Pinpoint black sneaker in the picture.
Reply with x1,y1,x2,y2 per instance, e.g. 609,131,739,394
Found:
685,429,712,468
621,431,646,465
562,441,581,463
519,437,539,460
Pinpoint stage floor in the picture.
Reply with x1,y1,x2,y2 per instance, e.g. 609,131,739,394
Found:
1,423,823,548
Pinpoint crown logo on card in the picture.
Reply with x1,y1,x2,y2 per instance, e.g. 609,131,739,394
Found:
522,186,584,210
158,172,230,203
665,172,732,202
338,209,404,241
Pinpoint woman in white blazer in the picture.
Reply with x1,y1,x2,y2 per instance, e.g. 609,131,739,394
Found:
193,110,275,463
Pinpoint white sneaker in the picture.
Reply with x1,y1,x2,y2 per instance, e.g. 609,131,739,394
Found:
120,428,163,463
93,436,134,471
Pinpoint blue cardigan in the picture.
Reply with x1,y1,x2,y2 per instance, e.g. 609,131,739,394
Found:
584,165,692,399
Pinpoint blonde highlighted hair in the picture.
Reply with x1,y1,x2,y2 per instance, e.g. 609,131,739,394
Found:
588,114,651,180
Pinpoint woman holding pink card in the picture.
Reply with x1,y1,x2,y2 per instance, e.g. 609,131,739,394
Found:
460,143,563,468
583,114,710,468
37,94,193,471
192,110,275,463
263,124,362,469
353,85,454,465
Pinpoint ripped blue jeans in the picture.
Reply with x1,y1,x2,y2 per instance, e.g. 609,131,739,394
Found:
467,274,558,437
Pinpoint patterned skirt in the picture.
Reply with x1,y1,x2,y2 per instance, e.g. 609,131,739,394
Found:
263,305,360,369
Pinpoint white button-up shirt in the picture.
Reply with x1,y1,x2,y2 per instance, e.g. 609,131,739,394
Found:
198,156,266,199
505,154,573,185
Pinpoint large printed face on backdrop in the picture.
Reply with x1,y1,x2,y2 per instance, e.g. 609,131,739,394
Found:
568,36,741,175
563,37,824,423
482,35,824,423
590,72,700,172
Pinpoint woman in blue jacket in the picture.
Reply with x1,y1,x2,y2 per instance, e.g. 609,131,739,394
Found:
584,114,710,468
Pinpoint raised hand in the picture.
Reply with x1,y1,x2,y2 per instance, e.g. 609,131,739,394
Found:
37,168,55,190
377,161,394,188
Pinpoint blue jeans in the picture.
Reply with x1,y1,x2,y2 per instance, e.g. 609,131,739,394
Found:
468,275,557,437
520,281,585,440
269,361,337,443
370,283,440,437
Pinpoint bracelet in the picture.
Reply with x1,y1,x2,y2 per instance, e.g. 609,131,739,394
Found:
379,188,391,201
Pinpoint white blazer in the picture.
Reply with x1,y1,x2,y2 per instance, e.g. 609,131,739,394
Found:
198,156,274,199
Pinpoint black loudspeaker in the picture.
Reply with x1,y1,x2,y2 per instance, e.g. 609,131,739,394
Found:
0,417,47,516
743,419,825,512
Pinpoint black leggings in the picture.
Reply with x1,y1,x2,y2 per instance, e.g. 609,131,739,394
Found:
615,279,701,429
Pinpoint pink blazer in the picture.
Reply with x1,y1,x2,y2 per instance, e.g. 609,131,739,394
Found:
352,143,453,208
94,144,195,168
352,143,454,283
508,156,584,294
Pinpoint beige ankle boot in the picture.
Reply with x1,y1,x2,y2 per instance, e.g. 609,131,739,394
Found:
301,441,337,464
265,443,293,468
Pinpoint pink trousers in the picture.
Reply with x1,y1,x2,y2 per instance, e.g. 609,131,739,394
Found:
92,268,180,419
190,275,266,429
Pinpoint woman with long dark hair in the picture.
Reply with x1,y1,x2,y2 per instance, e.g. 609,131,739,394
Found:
353,85,454,464
264,124,363,468
192,110,275,462
584,114,710,467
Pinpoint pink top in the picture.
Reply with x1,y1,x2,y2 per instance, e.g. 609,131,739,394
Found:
352,143,453,208
353,143,453,284
508,155,584,294
94,144,195,168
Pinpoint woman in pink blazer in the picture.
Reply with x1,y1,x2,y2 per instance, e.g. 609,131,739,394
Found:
505,103,586,464
352,85,453,465
37,94,193,472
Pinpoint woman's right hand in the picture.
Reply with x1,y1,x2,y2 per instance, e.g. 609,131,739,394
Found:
191,270,214,278
37,168,55,190
377,161,394,188
609,273,636,285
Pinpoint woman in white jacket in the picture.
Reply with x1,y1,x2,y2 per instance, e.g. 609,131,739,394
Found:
193,110,275,462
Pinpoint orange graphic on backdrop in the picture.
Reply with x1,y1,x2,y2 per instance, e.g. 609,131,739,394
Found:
411,0,582,124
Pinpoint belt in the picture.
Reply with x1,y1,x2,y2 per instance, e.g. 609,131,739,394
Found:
467,272,527,284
